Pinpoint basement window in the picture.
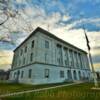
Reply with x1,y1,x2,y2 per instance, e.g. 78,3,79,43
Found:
28,69,32,78
21,71,24,78
45,69,49,78
60,71,64,78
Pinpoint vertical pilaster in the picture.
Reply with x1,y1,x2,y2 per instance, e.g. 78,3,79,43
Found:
62,46,65,66
76,52,79,68
71,50,75,68
67,49,70,68
83,54,86,69
80,54,83,69
86,55,90,69
81,54,84,69
72,51,75,68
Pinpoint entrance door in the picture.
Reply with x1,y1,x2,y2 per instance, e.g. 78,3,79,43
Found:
67,70,72,80
73,70,77,80
78,71,81,80
16,70,20,83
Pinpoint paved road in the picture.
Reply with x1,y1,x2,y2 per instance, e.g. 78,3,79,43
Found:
0,82,83,98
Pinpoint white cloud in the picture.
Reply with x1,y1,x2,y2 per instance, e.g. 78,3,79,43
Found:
16,0,26,3
62,15,70,21
0,50,13,70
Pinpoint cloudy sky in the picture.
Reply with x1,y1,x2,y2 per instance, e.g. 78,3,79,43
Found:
0,0,100,71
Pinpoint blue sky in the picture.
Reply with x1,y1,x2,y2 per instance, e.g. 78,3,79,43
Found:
0,0,100,70
16,0,100,31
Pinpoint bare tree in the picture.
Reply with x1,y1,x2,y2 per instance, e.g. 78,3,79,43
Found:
0,0,17,25
0,0,33,45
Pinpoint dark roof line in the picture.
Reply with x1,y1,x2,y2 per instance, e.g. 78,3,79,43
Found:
14,27,87,53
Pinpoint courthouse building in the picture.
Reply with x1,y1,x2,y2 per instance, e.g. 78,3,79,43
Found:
10,27,91,84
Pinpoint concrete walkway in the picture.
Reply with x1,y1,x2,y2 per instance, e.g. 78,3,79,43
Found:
0,82,83,98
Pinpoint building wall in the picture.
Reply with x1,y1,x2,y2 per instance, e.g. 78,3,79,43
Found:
36,32,90,70
10,63,90,85
10,31,91,84
12,33,38,69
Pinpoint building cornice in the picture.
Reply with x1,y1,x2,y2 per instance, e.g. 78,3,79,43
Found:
14,27,87,54
10,61,90,71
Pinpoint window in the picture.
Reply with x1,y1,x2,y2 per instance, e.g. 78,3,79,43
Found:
21,71,24,78
45,69,49,78
14,72,16,78
23,57,25,65
20,49,23,55
70,61,73,66
57,44,61,48
57,44,62,54
45,53,48,63
57,58,62,65
31,40,34,48
60,71,64,78
25,46,27,52
17,70,20,77
57,58,60,65
65,60,68,66
45,40,49,48
30,53,33,62
64,49,69,59
19,60,21,66
28,69,32,78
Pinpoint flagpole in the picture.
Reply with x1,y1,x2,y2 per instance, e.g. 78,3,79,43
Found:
88,50,98,87
83,27,98,87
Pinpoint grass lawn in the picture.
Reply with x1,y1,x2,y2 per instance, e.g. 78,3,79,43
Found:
1,82,100,100
0,81,72,95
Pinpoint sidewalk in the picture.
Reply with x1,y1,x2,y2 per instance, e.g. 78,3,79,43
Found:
0,82,83,98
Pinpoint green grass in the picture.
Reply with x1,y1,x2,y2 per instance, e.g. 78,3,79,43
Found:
2,83,100,100
0,81,72,95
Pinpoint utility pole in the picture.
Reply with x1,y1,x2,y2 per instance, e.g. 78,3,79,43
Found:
83,27,98,87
